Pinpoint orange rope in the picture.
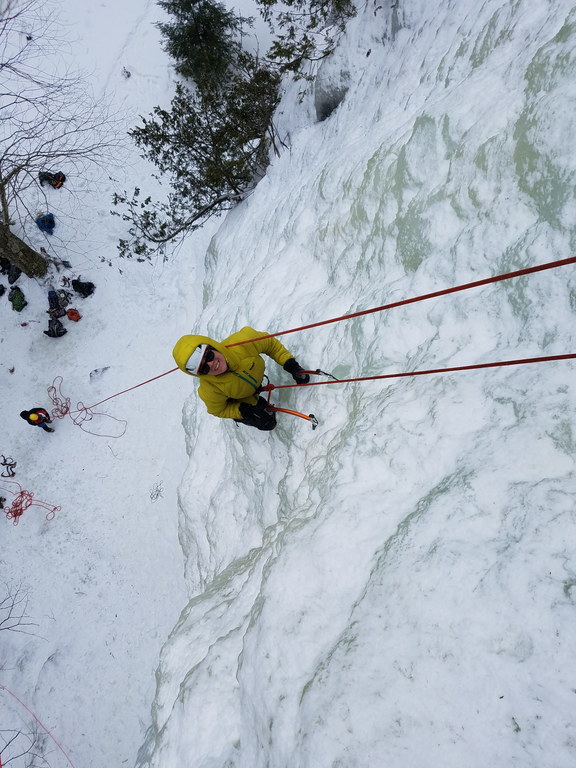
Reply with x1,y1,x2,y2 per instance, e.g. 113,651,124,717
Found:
50,258,576,416
262,353,576,390
78,367,179,413
227,257,576,347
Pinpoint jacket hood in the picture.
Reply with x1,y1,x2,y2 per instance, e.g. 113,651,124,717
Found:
172,334,230,377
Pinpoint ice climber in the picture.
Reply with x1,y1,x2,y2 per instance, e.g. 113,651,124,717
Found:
20,408,55,433
172,327,309,431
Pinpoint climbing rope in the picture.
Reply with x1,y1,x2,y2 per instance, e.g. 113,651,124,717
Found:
0,479,59,525
262,353,576,392
45,256,575,424
260,354,576,427
227,256,576,347
48,376,127,438
0,455,17,478
78,368,178,412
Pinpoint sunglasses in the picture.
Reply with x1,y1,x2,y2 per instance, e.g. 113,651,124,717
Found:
198,346,215,375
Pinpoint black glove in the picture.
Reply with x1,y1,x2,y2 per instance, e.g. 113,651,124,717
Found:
239,397,277,430
283,358,310,384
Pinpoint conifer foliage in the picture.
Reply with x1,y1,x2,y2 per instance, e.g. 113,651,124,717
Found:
113,0,280,261
257,0,355,75
113,0,354,261
156,0,248,85
113,59,280,260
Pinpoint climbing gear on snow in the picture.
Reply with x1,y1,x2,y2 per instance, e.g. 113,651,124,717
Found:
7,264,21,284
57,289,72,307
38,170,66,189
71,277,95,297
8,286,27,312
35,212,56,233
47,289,66,319
0,455,17,478
44,318,67,338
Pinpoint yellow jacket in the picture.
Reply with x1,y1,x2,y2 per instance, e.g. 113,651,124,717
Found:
172,327,295,419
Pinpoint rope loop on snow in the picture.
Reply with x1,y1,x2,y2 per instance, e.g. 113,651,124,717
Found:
47,377,127,438
1,480,60,525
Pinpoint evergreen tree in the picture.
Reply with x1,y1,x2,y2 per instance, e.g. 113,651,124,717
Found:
157,0,251,87
114,0,355,261
113,58,280,261
256,0,355,75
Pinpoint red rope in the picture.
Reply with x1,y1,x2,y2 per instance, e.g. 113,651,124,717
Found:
261,353,576,390
226,257,576,347
0,684,77,768
47,258,574,416
70,367,179,414
5,490,32,524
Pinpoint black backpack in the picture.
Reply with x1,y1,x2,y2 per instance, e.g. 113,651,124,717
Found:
7,264,22,284
44,318,67,338
71,278,95,298
39,171,66,189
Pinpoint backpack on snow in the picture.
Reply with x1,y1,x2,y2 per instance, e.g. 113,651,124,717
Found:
39,171,66,189
66,308,81,322
44,318,67,338
35,213,56,234
7,264,22,284
8,285,28,312
47,289,66,319
71,278,95,298
8,286,27,312
57,289,72,307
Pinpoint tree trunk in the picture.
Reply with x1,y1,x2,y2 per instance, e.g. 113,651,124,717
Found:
0,226,48,277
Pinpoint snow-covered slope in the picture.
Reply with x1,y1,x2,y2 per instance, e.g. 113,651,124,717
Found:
138,1,576,766
2,1,576,767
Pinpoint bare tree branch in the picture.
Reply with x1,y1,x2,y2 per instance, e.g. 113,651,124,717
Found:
1,724,52,768
0,0,126,275
0,582,39,637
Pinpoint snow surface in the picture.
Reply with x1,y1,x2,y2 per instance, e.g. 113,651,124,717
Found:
2,0,576,767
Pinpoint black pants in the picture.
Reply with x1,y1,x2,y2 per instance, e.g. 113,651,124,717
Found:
234,414,277,431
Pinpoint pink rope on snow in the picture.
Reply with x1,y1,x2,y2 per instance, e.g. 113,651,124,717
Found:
0,684,77,768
